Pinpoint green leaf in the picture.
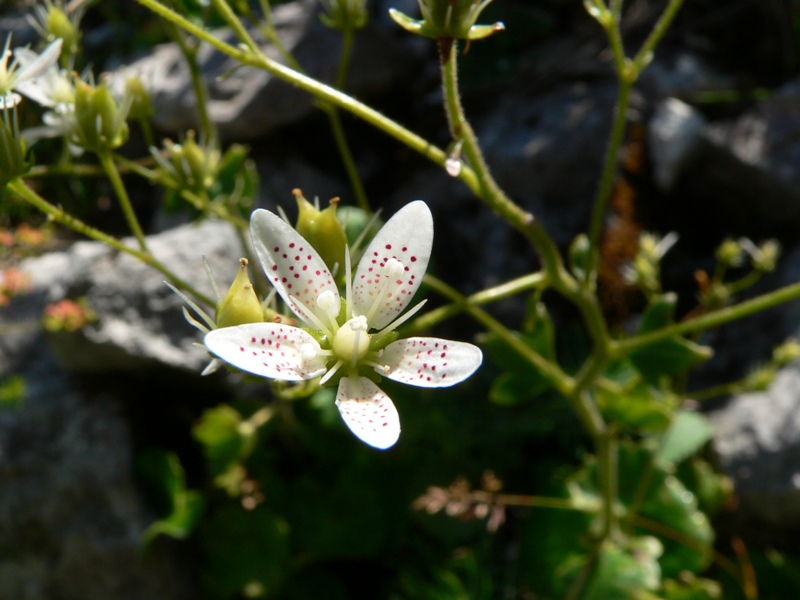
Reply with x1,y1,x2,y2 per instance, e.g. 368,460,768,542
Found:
629,296,712,384
569,442,714,578
193,405,257,477
656,410,714,467
483,303,557,404
137,449,205,546
577,538,663,599
596,383,675,433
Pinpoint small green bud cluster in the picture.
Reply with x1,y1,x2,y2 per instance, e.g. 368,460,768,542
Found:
153,131,220,195
390,0,504,42
30,0,82,59
321,0,369,32
623,231,678,301
72,79,130,152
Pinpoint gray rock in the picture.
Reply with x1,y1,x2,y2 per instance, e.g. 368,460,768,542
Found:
128,0,419,142
708,363,800,544
0,351,198,600
5,218,243,375
648,97,706,192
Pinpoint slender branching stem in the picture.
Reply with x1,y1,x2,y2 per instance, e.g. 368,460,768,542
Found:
96,150,148,251
6,178,214,306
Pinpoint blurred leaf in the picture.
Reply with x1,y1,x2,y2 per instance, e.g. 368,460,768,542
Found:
0,375,25,408
656,410,714,468
662,574,721,599
517,477,595,597
596,383,675,433
137,449,205,546
629,296,712,385
393,549,493,600
482,304,556,404
215,144,258,218
570,442,714,579
675,458,732,516
201,502,290,600
193,404,258,478
575,538,662,599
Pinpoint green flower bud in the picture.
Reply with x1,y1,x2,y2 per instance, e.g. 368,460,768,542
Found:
0,119,30,182
216,258,264,328
44,4,80,56
389,0,505,42
73,80,129,152
714,238,743,268
293,189,348,277
122,73,153,122
155,131,220,194
321,0,369,32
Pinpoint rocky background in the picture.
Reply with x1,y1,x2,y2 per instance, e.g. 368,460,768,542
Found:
2,0,800,597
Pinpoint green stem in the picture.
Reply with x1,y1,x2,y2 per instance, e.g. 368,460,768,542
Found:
614,278,800,356
169,22,216,143
6,178,214,307
587,77,632,264
633,0,685,73
97,151,148,251
408,271,547,333
134,0,478,194
326,27,370,213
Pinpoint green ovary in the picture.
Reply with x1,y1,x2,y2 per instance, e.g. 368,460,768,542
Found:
333,316,371,365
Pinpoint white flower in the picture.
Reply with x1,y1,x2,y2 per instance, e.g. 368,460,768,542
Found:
0,36,63,110
205,201,483,449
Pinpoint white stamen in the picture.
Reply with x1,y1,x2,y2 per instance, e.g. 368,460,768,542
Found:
365,258,406,323
374,299,427,338
319,359,344,385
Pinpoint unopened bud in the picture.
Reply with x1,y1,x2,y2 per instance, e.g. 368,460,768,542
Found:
216,258,264,328
320,0,368,32
73,80,129,152
390,0,505,41
293,190,347,276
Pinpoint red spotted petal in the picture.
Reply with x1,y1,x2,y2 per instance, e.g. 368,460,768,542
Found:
335,376,400,449
378,337,482,387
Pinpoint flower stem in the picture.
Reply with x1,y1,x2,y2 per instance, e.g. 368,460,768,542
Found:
96,150,148,252
134,0,478,193
6,178,214,307
408,271,547,332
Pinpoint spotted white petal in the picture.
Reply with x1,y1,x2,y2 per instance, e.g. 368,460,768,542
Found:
205,322,327,381
378,337,483,388
335,376,400,449
352,200,433,330
250,208,339,330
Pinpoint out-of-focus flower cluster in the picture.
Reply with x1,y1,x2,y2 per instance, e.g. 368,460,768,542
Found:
413,470,506,532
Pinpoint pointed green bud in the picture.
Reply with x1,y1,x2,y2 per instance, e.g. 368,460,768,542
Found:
216,258,264,328
73,80,129,152
44,4,81,57
122,73,153,122
293,189,348,276
389,0,505,42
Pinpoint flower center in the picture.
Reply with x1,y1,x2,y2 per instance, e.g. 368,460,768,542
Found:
333,315,371,366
